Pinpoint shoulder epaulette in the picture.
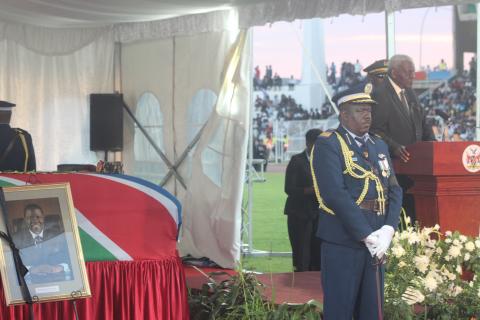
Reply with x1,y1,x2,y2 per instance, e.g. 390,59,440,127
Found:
320,131,333,138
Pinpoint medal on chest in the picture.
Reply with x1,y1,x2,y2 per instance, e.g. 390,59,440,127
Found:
378,154,391,178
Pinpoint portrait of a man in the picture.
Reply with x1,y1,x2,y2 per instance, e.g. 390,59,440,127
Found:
11,203,72,284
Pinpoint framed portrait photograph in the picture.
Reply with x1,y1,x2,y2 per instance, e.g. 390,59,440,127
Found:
0,183,90,305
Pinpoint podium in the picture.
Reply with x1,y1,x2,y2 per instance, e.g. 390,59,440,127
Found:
394,141,480,236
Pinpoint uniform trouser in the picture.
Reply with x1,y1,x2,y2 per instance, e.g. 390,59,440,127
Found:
321,241,384,320
287,215,321,271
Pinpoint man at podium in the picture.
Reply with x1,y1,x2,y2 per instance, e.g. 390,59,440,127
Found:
371,54,436,221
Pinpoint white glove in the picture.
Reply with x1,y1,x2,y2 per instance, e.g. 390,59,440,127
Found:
363,233,379,257
371,225,395,260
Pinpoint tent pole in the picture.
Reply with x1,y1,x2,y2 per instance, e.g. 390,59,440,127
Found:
477,3,480,141
246,28,254,254
385,11,396,58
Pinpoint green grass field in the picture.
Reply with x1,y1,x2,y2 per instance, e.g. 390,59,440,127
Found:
241,171,295,273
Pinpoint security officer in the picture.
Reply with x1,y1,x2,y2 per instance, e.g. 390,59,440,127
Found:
0,101,36,172
363,59,388,88
310,84,402,319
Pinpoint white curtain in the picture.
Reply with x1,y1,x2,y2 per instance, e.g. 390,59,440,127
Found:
0,34,114,171
120,28,250,268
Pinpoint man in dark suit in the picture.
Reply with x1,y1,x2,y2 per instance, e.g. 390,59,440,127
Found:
311,84,402,319
0,101,36,172
13,204,71,284
371,54,436,222
284,128,322,272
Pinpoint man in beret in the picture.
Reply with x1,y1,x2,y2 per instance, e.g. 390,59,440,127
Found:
311,84,402,319
0,101,36,172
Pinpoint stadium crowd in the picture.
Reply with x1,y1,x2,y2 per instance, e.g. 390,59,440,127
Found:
252,60,477,167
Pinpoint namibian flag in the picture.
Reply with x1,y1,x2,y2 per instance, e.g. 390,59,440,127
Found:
0,173,182,262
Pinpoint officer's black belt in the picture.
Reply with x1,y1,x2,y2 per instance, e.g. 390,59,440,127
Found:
359,199,388,212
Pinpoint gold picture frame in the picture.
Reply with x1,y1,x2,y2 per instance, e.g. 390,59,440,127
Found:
0,183,91,305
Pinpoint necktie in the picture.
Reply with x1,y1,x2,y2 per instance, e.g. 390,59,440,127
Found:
34,235,43,246
400,90,410,114
355,137,369,159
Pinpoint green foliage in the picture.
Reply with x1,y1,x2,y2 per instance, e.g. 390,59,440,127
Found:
188,271,322,320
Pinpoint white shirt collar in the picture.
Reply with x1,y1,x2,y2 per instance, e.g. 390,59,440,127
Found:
388,76,403,97
30,229,44,239
342,126,373,146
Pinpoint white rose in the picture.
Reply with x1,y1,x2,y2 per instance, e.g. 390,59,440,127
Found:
436,247,443,255
398,261,407,268
465,241,475,252
448,245,461,258
445,231,452,237
459,235,467,243
456,265,463,275
392,245,406,258
465,253,471,261
452,285,463,297
475,239,480,248
445,238,452,244
408,233,420,245
424,274,438,292
414,255,430,273
453,239,460,246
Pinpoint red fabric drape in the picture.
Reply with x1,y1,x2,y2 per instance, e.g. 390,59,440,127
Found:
0,258,190,320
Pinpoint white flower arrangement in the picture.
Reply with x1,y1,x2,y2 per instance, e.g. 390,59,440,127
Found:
384,223,480,319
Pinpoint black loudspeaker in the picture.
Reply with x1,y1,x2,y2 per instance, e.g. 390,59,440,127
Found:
90,93,124,151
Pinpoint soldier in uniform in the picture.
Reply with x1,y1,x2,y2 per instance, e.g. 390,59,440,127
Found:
363,59,388,88
0,101,36,172
310,84,402,319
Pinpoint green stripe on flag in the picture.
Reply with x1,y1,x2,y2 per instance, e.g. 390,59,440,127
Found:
0,181,16,187
79,228,117,261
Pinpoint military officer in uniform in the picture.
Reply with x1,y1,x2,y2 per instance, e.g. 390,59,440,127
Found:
310,84,402,319
363,59,388,88
0,101,36,172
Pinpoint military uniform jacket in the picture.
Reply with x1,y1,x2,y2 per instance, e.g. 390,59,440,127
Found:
284,150,318,220
371,79,436,154
311,126,402,248
0,124,36,172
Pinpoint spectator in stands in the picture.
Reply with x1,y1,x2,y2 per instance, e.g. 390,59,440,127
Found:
288,75,296,91
438,59,447,71
284,128,322,272
273,73,282,90
371,54,436,222
354,59,362,75
469,56,476,86
329,62,336,84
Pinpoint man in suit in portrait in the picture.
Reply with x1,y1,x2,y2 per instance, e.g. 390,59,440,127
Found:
284,128,322,272
0,101,36,172
370,54,436,222
13,204,71,284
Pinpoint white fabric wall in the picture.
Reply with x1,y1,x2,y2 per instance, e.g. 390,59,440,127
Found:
121,31,250,268
0,34,114,170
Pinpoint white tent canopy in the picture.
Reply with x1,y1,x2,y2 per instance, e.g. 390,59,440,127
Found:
0,0,476,268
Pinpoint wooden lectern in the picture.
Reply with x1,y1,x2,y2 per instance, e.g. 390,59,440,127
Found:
394,141,480,236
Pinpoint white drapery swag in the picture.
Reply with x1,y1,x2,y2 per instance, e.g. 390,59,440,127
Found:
239,0,477,28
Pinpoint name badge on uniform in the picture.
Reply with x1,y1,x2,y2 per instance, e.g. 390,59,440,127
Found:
378,154,391,177
352,157,358,162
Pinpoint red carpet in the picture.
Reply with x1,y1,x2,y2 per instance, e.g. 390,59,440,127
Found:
184,265,323,305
